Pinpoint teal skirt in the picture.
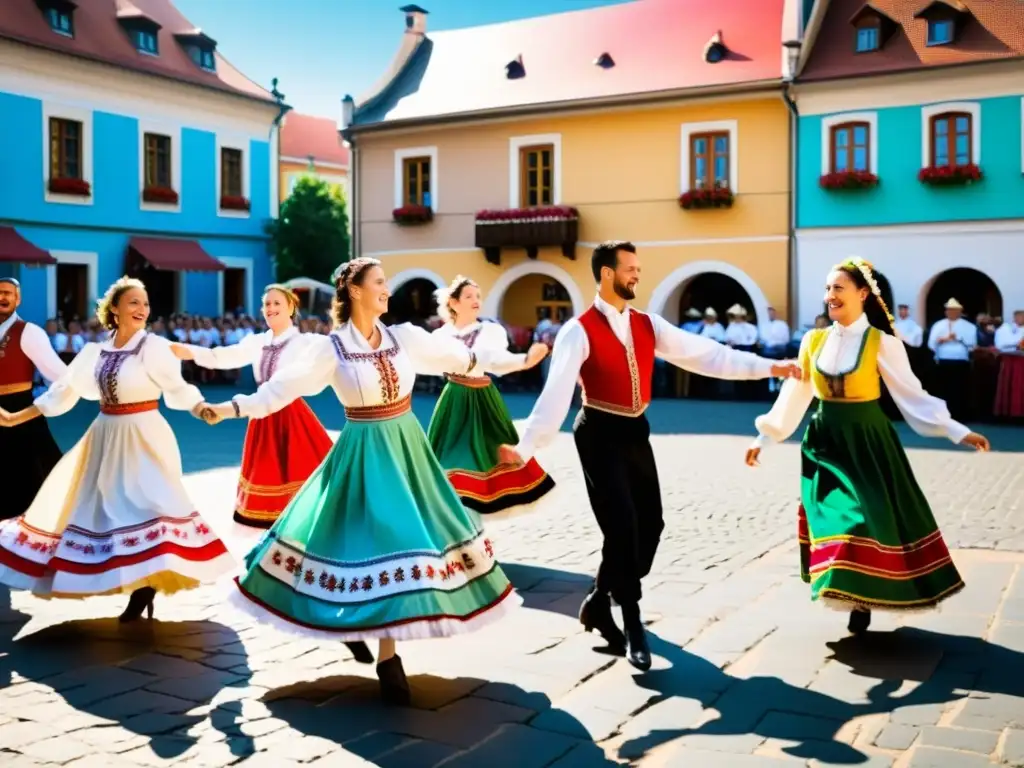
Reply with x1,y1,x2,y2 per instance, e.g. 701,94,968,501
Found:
798,400,964,611
230,408,520,641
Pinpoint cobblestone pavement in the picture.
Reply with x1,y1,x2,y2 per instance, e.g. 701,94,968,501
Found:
2,392,1023,767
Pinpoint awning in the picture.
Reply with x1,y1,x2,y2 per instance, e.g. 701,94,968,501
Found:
0,227,57,265
128,237,225,272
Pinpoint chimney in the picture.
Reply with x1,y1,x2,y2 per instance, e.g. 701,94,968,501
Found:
341,94,354,129
400,5,428,35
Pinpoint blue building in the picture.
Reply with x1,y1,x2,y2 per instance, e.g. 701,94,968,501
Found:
793,0,1024,329
0,0,285,325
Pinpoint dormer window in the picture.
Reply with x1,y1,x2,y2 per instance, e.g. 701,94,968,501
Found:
927,18,954,45
134,28,158,54
38,0,76,37
914,0,970,46
175,30,219,73
188,46,216,71
849,4,898,52
117,3,162,57
856,26,879,51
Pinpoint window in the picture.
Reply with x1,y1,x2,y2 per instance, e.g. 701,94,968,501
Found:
49,117,82,180
401,156,431,207
220,147,243,197
188,46,216,71
46,7,73,36
829,122,870,172
930,112,971,167
927,19,954,45
519,144,553,207
856,26,879,52
689,132,730,189
134,28,158,54
144,133,172,188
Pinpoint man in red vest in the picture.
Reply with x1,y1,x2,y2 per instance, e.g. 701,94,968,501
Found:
499,241,800,670
0,277,67,519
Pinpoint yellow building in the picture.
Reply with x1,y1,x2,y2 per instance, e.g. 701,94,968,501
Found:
279,112,350,208
344,0,805,328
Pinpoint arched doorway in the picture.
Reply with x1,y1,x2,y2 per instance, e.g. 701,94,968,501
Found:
675,273,760,326
647,260,772,326
922,268,1002,328
384,278,438,327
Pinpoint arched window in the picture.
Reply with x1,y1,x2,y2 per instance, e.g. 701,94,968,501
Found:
829,122,870,173
929,112,972,167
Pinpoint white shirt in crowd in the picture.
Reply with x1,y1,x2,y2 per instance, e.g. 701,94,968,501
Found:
698,321,725,343
513,295,775,461
927,317,977,362
0,313,68,383
894,317,923,348
760,319,790,348
994,321,1023,353
754,313,970,450
724,321,758,347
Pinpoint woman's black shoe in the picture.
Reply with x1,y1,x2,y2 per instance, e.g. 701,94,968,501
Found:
848,608,871,635
118,587,156,623
376,655,411,706
345,641,375,664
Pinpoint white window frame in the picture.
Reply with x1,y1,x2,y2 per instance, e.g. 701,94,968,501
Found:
216,133,251,219
45,250,99,321
216,255,254,316
393,146,438,211
679,120,739,193
138,118,182,213
42,100,94,206
820,112,879,175
509,133,562,208
921,101,981,168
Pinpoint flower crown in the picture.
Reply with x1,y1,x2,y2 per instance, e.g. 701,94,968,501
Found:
331,257,380,288
835,256,895,328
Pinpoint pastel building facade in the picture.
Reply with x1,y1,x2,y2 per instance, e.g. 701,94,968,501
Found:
0,0,284,325
279,112,350,207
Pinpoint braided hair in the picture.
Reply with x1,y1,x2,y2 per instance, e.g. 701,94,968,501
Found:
330,257,382,325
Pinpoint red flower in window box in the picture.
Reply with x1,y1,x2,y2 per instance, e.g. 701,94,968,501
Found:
48,177,91,197
678,187,734,210
917,163,983,186
819,170,879,190
474,205,579,223
142,185,180,204
220,194,251,211
392,204,433,224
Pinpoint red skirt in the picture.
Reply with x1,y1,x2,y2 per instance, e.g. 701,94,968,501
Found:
235,399,333,528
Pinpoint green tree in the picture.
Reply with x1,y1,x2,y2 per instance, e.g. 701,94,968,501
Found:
266,175,350,282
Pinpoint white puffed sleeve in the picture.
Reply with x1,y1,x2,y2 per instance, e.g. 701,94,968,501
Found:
189,333,260,370
33,343,102,418
391,323,496,377
478,322,528,376
232,334,337,419
752,332,816,449
142,336,205,411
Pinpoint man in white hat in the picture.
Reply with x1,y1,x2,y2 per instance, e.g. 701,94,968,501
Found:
894,304,923,348
926,297,977,420
724,305,758,350
698,307,725,342
680,307,703,335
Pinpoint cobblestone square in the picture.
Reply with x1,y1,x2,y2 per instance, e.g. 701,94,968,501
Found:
2,391,1023,766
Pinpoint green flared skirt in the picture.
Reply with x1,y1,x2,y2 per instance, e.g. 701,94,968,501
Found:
798,399,964,611
427,378,554,515
230,408,520,641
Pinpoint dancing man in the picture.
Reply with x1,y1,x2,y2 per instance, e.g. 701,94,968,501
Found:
0,277,67,519
498,241,801,670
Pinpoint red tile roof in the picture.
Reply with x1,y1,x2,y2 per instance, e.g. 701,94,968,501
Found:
0,0,275,103
280,113,349,167
800,0,1024,81
355,0,789,127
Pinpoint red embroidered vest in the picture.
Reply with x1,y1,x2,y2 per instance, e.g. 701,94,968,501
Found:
577,306,655,417
0,321,36,388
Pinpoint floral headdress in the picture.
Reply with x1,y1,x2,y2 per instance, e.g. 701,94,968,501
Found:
331,257,381,288
433,275,478,323
835,256,895,330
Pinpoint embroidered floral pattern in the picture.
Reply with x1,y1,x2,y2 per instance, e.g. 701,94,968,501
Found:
329,329,403,403
257,337,292,384
457,327,482,349
95,335,148,405
258,535,496,603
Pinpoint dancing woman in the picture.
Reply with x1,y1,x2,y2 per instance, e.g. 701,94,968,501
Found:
427,276,552,515
201,258,520,705
746,257,990,634
172,284,333,530
0,277,234,621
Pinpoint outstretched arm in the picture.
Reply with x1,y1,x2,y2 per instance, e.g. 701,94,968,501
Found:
394,323,500,377
143,336,206,411
746,333,816,464
22,322,68,383
229,335,336,419
5,344,101,425
179,334,258,370
652,315,793,380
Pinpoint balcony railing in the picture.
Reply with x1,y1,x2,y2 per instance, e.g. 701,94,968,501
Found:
474,206,579,265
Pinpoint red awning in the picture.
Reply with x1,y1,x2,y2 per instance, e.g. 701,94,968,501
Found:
128,237,225,272
0,227,57,265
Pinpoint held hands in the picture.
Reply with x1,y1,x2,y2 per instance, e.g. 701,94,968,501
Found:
769,361,803,380
961,432,991,452
170,344,194,361
525,342,549,369
191,401,235,425
497,444,524,467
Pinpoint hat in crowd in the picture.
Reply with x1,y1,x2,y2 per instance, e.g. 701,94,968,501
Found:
727,304,747,317
703,307,717,319
897,304,908,309
685,308,701,319
944,298,964,310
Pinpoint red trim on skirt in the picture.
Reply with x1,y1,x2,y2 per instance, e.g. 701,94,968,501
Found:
447,458,551,504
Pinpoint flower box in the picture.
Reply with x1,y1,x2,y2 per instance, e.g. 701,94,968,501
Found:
142,185,180,205
474,206,579,264
220,195,251,211
678,187,734,210
392,204,433,225
819,170,879,190
48,177,91,197
918,164,982,186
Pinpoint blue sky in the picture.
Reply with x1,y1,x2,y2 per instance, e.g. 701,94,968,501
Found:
173,0,629,121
